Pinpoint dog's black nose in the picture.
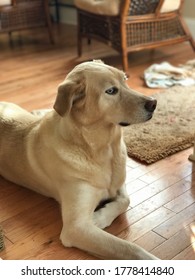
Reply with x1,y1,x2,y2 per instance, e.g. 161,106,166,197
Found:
144,99,157,112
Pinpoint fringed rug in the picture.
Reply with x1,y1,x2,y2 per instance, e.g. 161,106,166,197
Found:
123,86,195,164
0,226,4,252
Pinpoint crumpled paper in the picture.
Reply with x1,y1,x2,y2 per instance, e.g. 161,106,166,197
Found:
144,60,195,88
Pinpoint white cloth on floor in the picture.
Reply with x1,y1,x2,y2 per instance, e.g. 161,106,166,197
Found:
144,60,195,88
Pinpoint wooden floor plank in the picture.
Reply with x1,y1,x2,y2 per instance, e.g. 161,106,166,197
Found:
139,152,194,184
164,189,195,213
0,186,47,223
1,198,60,243
1,222,61,260
117,207,175,242
151,221,195,259
134,231,166,252
131,174,193,211
126,179,147,195
173,244,195,260
153,203,195,239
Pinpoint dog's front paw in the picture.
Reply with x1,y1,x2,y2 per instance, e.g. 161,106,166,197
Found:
93,211,112,229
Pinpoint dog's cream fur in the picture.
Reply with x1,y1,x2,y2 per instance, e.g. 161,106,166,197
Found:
0,61,157,259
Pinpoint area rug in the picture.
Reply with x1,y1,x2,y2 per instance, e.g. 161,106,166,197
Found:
0,226,4,252
123,86,195,164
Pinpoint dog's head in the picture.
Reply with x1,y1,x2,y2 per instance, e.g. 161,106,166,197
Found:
54,60,156,126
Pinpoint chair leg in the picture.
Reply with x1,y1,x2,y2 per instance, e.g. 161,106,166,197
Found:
77,35,82,57
179,15,195,52
77,11,82,57
8,32,13,46
122,50,128,74
47,23,54,44
87,38,91,45
44,0,54,44
188,134,195,162
189,37,195,52
77,23,82,57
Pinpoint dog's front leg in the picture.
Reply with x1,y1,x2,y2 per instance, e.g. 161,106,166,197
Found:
93,184,130,229
59,182,158,260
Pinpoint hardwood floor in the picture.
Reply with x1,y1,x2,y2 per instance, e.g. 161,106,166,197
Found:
0,23,195,260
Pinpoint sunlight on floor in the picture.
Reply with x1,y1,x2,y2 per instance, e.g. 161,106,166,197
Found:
190,224,195,251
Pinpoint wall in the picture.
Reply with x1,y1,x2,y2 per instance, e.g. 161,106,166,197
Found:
183,0,195,38
183,0,194,18
50,0,76,25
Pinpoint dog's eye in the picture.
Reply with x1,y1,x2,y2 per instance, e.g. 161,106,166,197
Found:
105,87,118,95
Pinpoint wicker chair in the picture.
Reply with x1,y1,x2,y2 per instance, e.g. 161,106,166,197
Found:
0,0,54,43
75,0,195,72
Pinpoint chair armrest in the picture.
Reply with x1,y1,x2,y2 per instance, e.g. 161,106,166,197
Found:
0,0,12,6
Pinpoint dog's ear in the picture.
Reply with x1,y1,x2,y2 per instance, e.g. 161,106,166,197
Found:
53,80,85,116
